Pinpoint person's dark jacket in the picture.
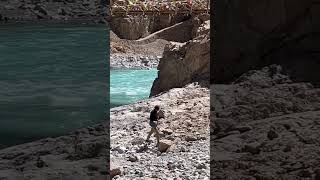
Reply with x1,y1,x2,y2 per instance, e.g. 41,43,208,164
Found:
150,109,159,122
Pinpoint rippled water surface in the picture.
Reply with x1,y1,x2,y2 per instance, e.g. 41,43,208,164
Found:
0,24,108,148
110,69,157,108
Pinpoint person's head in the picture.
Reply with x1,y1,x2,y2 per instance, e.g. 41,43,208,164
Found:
154,105,160,111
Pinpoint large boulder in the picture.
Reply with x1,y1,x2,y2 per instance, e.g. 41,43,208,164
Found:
150,19,210,96
213,0,320,85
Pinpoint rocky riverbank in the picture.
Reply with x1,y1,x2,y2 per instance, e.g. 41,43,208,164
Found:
211,65,320,179
110,83,210,179
0,83,209,179
0,12,211,179
0,122,108,179
110,54,161,69
0,0,107,23
109,14,211,179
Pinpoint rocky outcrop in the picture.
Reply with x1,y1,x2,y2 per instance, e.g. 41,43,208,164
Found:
213,0,320,85
110,14,191,40
211,65,320,179
111,83,210,179
0,0,108,23
0,123,108,179
110,14,210,70
150,15,210,97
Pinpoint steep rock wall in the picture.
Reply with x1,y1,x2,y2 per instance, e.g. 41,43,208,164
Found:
213,0,320,85
110,14,191,40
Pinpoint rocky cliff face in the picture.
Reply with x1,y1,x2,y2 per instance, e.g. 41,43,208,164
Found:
150,15,210,97
110,14,191,40
213,0,320,85
211,1,320,178
0,0,108,23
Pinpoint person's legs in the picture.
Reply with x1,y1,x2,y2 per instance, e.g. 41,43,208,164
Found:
146,128,155,141
154,128,160,145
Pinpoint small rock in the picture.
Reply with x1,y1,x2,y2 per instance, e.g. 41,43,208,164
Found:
135,169,144,177
162,129,173,135
185,135,197,142
158,140,173,152
267,129,278,140
113,146,126,154
167,161,176,170
242,142,261,154
35,157,47,168
128,155,138,162
233,126,252,133
110,168,121,178
196,162,207,169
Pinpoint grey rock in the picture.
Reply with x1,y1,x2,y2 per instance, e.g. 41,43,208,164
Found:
128,155,138,162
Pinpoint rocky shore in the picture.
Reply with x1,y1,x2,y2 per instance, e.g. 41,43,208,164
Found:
0,83,209,179
0,122,108,179
211,65,320,179
110,83,210,179
110,54,161,70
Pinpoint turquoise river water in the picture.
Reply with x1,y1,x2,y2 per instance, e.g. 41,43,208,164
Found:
0,24,108,148
0,24,157,149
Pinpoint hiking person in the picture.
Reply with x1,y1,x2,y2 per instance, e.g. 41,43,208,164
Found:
146,105,162,145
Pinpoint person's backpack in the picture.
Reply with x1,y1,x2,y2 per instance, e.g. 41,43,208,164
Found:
158,110,165,119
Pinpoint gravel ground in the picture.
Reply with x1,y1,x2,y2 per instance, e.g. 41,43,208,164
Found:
110,83,210,179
